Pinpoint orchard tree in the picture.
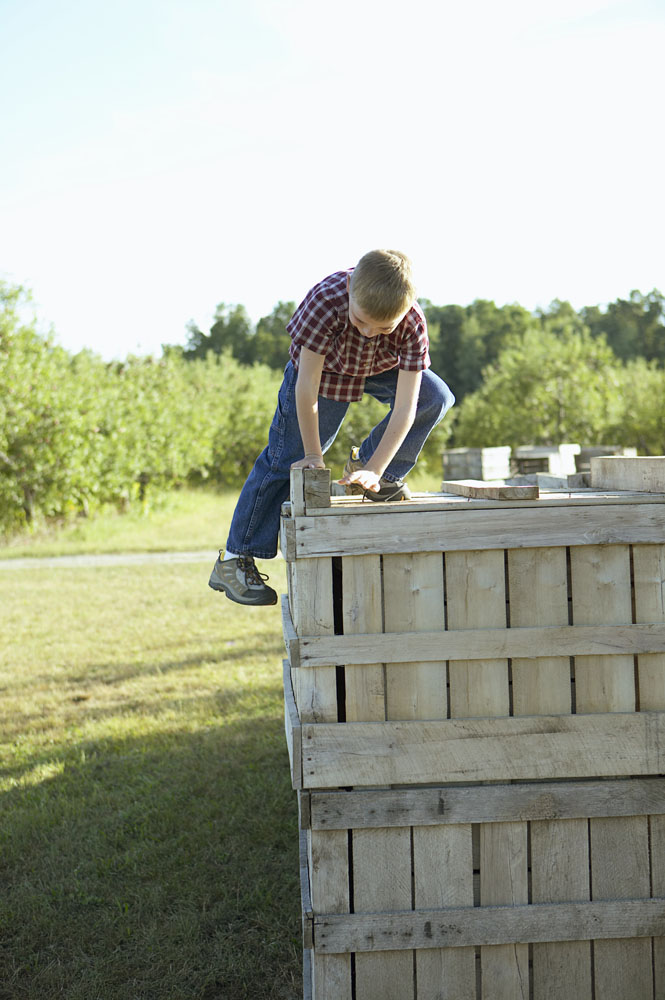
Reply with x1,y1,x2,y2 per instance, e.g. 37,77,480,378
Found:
251,300,295,369
453,321,624,449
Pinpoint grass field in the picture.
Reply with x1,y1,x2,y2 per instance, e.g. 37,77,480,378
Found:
0,490,301,1000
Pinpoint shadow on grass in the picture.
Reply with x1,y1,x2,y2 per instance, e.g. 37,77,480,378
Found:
0,708,303,1000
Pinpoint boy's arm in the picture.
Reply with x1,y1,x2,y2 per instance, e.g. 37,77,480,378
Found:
338,369,422,492
290,347,327,470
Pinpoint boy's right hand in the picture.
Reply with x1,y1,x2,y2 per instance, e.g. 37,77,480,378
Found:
290,454,326,470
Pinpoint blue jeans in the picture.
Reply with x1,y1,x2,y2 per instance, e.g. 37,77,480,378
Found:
226,362,455,559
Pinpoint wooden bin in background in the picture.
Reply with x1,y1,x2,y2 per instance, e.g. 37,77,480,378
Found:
281,466,665,1000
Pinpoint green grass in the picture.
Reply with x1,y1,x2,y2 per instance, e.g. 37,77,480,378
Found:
0,488,236,559
0,555,301,1000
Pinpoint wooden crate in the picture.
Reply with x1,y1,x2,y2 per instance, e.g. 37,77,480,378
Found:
442,447,512,482
282,469,665,1000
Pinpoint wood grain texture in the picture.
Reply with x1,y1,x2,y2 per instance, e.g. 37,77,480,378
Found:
301,712,665,788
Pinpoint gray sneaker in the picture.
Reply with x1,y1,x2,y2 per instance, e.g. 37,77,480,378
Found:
343,447,412,502
208,553,278,606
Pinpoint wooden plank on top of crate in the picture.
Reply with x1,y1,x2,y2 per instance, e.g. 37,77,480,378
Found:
295,622,665,668
291,502,665,558
292,490,665,516
591,454,665,493
300,711,665,788
313,897,665,955
307,778,665,830
441,479,539,500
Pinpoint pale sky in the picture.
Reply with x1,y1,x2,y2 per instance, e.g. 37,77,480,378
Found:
1,0,663,359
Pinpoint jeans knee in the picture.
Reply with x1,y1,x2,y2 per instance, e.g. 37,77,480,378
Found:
421,375,455,424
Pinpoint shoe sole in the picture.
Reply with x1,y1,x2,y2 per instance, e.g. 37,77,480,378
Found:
208,579,278,607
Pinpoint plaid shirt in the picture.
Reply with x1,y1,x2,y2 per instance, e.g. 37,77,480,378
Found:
287,269,430,402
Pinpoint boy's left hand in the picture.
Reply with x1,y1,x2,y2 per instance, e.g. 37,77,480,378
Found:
337,469,381,493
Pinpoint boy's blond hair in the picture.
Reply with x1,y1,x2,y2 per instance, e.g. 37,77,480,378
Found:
349,250,417,322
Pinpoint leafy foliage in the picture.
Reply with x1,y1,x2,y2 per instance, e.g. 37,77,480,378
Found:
2,277,664,536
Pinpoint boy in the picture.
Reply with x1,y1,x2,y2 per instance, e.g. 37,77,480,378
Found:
209,249,455,606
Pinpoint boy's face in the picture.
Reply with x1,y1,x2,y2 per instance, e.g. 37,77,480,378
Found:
348,297,408,339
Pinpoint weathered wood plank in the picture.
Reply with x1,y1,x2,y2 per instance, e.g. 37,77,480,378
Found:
288,490,665,518
590,816,653,999
446,549,509,719
313,898,665,954
353,826,414,1000
414,824,476,999
341,555,385,723
441,479,539,500
570,545,636,713
292,503,665,558
282,660,302,789
308,779,665,830
480,822,529,999
301,712,665,788
531,818,592,998
289,558,337,724
651,814,665,997
383,552,447,720
309,828,352,998
507,546,572,716
280,594,300,668
633,544,665,710
294,622,665,668
591,455,665,493
303,467,332,510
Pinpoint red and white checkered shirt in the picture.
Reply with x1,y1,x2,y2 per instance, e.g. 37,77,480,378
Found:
287,269,430,402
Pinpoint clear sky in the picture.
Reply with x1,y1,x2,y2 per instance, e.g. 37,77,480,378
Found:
1,0,663,360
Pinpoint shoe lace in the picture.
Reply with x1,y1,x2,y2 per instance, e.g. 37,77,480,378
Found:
237,556,269,586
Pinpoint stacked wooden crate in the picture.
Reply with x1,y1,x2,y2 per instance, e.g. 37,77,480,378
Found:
281,463,665,1000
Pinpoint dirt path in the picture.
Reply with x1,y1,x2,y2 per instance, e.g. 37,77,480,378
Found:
0,550,216,570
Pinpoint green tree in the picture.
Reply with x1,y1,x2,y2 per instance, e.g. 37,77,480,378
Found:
184,303,254,363
609,358,665,454
453,321,624,450
581,290,665,363
251,300,295,369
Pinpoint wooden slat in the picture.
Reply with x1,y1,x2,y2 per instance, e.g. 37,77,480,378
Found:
509,548,588,994
313,898,665,954
282,660,302,789
292,503,665,558
414,824,476,999
308,779,665,830
633,544,665,710
300,712,665,788
591,455,665,492
531,819,592,998
288,490,665,518
383,552,447,720
507,547,571,715
441,479,539,500
341,555,385,723
289,558,337,724
309,828,352,998
352,827,413,1000
446,550,509,719
570,545,636,713
281,594,300,668
651,815,665,997
480,822,529,999
590,816,653,999
294,622,665,668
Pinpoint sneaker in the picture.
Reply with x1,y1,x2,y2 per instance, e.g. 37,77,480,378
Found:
342,447,412,502
208,553,278,606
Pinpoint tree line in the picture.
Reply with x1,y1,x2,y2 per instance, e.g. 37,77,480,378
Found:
1,280,664,535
